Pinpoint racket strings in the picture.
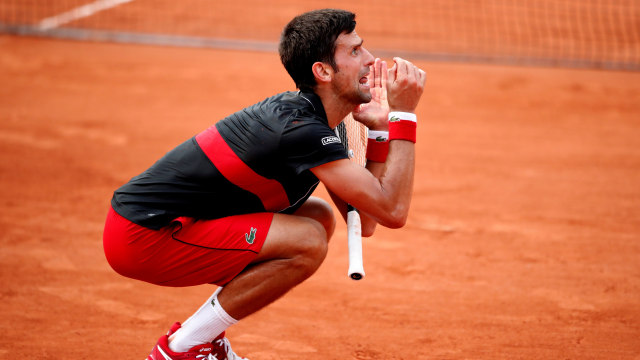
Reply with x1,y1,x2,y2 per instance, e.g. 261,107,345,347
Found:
336,114,368,167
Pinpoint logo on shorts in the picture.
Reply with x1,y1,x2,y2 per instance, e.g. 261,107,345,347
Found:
245,227,257,244
321,136,341,145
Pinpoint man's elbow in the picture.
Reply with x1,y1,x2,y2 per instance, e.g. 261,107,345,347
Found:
362,212,406,235
384,216,407,229
380,207,409,229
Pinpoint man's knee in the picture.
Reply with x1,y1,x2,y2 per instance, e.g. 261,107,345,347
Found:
253,213,327,271
295,197,336,240
291,217,328,275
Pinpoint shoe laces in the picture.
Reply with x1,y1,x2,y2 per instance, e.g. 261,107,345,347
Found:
196,354,219,360
212,337,247,360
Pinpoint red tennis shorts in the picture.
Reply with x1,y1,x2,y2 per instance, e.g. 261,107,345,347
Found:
103,207,273,287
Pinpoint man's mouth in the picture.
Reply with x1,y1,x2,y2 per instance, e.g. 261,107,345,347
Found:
359,73,370,86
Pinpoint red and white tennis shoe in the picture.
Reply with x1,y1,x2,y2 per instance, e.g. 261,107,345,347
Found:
146,322,248,360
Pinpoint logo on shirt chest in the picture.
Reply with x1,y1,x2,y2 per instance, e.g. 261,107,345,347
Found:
321,136,341,145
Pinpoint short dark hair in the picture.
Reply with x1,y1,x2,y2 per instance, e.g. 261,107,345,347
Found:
279,9,356,92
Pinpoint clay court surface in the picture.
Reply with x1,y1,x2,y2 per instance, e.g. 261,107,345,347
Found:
1,34,639,359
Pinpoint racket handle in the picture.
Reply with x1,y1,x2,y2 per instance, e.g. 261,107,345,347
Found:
347,208,365,280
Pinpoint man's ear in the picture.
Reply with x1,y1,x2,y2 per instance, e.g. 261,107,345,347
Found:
311,62,333,85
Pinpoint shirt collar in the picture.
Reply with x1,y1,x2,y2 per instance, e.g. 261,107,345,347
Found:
298,90,328,124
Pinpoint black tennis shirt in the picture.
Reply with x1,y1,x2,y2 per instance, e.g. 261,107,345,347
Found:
111,91,348,230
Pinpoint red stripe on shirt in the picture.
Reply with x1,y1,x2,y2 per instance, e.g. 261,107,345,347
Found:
195,126,290,212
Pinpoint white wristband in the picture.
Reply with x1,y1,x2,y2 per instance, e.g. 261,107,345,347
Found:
368,130,389,141
388,111,417,122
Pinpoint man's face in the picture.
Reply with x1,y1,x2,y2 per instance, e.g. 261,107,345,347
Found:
331,31,375,105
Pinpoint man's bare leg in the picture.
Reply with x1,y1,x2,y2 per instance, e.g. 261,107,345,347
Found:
217,197,335,319
167,197,335,351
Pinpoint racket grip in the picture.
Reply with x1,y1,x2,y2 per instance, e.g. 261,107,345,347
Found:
347,209,365,280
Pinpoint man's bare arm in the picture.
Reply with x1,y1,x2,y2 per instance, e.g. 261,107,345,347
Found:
316,57,425,231
327,160,385,237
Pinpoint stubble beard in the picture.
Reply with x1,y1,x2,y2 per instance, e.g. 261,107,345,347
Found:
353,67,372,104
356,86,372,104
332,65,372,106
334,78,372,106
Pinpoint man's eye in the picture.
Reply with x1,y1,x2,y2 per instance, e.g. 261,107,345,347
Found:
352,48,359,55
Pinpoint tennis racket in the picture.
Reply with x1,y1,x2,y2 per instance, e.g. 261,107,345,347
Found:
335,114,368,280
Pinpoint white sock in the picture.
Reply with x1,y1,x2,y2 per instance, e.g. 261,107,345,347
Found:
168,287,238,353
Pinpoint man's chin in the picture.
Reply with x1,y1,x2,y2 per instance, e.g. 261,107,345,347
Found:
343,89,371,106
360,93,372,104
357,89,372,103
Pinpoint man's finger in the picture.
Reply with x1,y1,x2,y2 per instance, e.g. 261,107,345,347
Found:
374,58,381,88
387,61,398,84
394,57,411,84
380,60,388,90
417,68,426,86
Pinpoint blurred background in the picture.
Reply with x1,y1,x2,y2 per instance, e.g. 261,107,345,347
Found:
1,0,639,70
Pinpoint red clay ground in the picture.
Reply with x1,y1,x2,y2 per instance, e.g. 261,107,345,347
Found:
1,35,639,359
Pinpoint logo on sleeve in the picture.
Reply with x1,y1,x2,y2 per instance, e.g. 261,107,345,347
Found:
321,136,341,145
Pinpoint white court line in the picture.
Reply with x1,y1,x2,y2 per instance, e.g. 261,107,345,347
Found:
38,0,134,31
